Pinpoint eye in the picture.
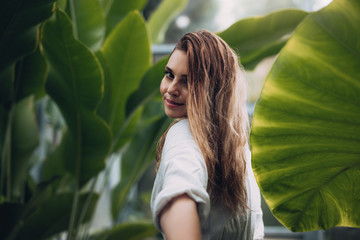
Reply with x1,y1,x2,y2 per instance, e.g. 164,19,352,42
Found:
164,71,174,79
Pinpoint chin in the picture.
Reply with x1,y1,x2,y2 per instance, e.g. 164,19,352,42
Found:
165,110,187,119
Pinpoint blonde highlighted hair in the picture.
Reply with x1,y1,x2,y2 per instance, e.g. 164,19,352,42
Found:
156,30,249,214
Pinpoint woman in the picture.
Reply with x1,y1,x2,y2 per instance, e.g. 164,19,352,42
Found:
151,30,264,240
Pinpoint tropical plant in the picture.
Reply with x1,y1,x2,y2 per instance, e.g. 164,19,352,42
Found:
0,0,187,239
250,0,360,233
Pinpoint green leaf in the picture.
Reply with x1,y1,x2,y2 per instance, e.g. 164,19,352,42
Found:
0,46,47,104
218,9,308,70
250,0,360,232
93,221,158,240
105,0,147,36
0,106,7,152
0,0,55,70
112,106,143,151
0,177,60,239
114,56,169,150
13,192,99,240
148,0,189,44
126,55,169,116
70,0,105,51
41,9,111,184
0,65,14,103
40,130,67,183
0,202,25,238
11,96,39,200
99,11,151,151
15,47,48,102
111,108,170,219
57,0,67,10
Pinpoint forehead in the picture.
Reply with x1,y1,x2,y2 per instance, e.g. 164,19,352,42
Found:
167,50,188,74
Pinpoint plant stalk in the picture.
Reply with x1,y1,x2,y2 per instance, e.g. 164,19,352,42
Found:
0,105,14,201
67,180,80,240
69,0,78,39
77,179,96,232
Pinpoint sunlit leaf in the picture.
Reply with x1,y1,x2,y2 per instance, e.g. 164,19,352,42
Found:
105,0,147,36
251,0,360,232
99,11,151,151
148,0,189,44
70,0,105,51
57,0,67,10
126,56,168,116
218,9,308,70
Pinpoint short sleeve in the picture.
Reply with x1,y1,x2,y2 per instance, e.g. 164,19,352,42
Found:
150,120,210,231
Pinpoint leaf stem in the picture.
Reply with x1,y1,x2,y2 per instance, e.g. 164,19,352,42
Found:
0,60,24,201
0,105,14,201
67,181,80,240
77,177,98,240
69,0,78,39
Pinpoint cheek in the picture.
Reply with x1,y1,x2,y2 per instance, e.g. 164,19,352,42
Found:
160,78,167,97
183,89,189,102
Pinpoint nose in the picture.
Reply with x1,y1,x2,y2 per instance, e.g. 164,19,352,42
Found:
167,80,180,96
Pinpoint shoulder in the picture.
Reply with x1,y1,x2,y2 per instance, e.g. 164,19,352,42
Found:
162,119,199,158
166,119,193,142
160,119,206,175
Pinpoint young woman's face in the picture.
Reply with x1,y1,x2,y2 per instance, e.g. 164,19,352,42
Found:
160,50,188,119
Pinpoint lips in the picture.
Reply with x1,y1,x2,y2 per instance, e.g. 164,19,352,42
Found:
165,98,184,108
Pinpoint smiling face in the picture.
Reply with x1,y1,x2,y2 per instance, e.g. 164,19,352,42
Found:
160,50,189,119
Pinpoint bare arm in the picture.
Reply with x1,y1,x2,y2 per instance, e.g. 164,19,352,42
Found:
160,194,202,240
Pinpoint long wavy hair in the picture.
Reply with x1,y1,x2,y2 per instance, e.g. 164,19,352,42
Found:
156,30,249,214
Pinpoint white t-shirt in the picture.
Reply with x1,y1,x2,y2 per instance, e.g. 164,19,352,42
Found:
151,119,264,240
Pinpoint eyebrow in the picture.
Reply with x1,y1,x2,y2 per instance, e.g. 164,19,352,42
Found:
165,66,188,78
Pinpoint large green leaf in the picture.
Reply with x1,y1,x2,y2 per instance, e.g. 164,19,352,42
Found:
0,177,61,239
218,9,308,70
126,55,169,116
0,0,54,103
93,221,158,240
99,11,151,151
69,0,105,51
0,0,54,70
111,106,170,219
148,0,189,44
11,192,98,240
15,47,48,101
112,56,169,151
105,0,147,36
251,0,360,232
10,96,39,200
41,9,111,184
1,48,46,199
